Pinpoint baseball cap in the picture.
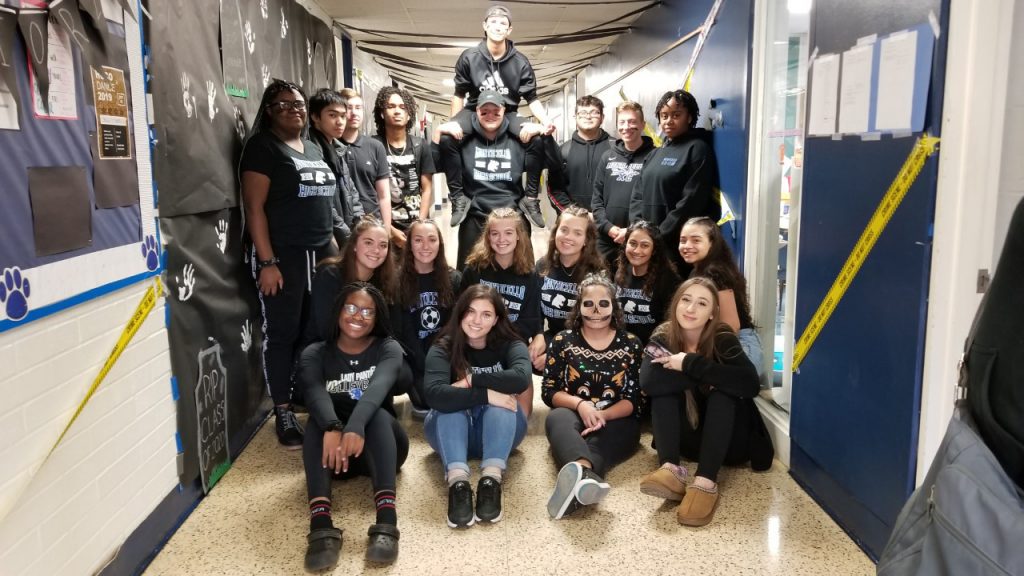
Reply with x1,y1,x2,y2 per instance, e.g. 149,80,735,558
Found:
477,90,505,108
484,5,511,24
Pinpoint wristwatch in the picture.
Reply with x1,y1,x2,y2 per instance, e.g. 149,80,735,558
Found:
324,421,344,433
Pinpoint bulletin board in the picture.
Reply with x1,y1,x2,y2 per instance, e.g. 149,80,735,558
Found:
0,0,156,332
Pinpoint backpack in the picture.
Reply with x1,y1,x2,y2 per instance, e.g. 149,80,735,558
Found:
877,199,1024,575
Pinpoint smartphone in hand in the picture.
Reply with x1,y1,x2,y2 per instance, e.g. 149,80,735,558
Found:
643,341,671,360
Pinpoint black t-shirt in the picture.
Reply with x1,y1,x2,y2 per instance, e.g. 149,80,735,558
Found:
536,260,580,336
342,133,390,219
239,131,335,246
374,135,436,230
297,337,404,436
400,270,462,372
617,268,680,343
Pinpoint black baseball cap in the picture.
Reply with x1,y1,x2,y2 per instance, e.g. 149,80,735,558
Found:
477,90,505,108
484,5,511,23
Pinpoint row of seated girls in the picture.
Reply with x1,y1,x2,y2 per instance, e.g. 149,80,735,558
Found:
292,207,773,571
238,76,772,573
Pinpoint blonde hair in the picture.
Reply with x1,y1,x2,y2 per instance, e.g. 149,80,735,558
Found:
464,207,535,274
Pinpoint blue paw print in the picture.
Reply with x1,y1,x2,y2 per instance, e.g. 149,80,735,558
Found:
142,234,159,271
0,267,31,321
348,387,363,401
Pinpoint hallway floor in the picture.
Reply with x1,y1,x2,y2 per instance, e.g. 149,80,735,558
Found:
144,395,874,575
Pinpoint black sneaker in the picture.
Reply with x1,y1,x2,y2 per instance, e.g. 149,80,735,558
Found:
575,467,611,506
548,462,583,519
475,477,503,523
450,195,470,227
446,480,475,528
518,196,545,229
274,406,303,450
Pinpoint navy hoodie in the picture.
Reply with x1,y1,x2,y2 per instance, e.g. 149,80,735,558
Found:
454,40,538,112
449,115,531,218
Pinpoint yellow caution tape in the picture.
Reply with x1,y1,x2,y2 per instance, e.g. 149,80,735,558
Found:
792,134,940,371
49,276,163,455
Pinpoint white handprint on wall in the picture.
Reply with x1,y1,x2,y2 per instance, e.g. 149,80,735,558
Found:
181,72,196,119
206,80,218,121
244,21,255,54
215,220,228,253
176,263,196,302
240,319,252,352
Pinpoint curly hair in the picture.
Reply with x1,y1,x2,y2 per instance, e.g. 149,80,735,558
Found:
614,220,677,298
539,205,607,282
373,86,418,137
566,272,624,331
464,207,535,275
655,89,699,129
398,219,454,308
328,282,392,344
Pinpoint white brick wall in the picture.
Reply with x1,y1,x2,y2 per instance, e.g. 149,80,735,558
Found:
0,281,177,576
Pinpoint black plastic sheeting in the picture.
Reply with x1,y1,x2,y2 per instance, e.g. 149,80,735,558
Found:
161,209,268,485
147,0,335,486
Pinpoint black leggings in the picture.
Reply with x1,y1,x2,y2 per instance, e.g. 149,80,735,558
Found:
253,242,335,405
304,406,409,501
545,407,640,478
649,390,752,482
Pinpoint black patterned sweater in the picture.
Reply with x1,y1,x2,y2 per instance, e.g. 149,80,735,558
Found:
540,328,642,418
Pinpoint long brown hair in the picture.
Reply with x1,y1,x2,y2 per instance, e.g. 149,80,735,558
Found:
435,284,522,379
398,219,454,308
539,205,606,282
614,220,677,297
319,216,397,302
682,216,753,328
464,207,535,274
653,277,725,361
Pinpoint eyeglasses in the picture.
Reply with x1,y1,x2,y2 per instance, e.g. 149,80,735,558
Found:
576,111,601,119
268,100,306,112
343,304,376,319
582,299,612,308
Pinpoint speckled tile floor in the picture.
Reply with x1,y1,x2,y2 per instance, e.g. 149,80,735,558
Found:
144,392,875,576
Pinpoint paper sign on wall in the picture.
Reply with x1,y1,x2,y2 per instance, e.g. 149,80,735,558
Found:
91,66,131,158
32,22,77,119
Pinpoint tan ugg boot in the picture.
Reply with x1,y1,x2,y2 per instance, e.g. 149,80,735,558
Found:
676,484,719,526
639,463,687,501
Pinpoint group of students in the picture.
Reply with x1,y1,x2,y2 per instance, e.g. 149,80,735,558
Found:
236,4,774,572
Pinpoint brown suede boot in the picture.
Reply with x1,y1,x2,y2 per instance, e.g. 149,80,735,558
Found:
639,463,687,501
676,484,719,526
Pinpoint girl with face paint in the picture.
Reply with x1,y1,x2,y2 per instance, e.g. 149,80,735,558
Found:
638,278,773,528
296,283,410,569
541,273,643,519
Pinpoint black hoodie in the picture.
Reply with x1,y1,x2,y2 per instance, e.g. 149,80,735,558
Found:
449,115,531,218
548,130,614,211
628,128,720,248
454,39,538,112
592,135,656,258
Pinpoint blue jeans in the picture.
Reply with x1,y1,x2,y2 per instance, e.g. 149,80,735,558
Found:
738,327,765,380
424,404,528,475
